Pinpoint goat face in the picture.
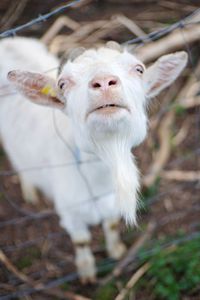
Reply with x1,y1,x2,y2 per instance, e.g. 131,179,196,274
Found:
58,47,147,151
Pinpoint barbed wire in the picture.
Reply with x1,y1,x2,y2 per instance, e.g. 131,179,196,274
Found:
0,0,199,44
124,7,200,45
0,0,82,38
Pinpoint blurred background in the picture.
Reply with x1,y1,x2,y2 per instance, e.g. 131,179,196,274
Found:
0,1,200,299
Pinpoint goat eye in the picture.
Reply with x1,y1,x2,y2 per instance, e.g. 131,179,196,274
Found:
58,79,67,90
135,65,144,75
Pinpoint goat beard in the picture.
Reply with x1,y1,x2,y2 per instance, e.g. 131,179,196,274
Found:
91,131,140,225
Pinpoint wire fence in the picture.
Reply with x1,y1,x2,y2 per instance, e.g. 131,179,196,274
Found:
1,231,200,300
0,0,199,42
0,2,200,299
0,0,82,38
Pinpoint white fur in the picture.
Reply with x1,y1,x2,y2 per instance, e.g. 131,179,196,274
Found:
103,219,126,259
0,38,187,280
75,246,96,283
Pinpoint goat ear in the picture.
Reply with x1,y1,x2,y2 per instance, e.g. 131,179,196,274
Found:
7,70,64,109
143,51,188,98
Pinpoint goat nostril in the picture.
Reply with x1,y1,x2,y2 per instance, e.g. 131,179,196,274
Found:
90,77,119,90
108,80,117,86
92,82,101,89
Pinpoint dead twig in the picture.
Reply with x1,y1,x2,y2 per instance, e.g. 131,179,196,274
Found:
149,79,183,131
82,19,120,44
172,119,190,146
149,93,200,134
179,95,200,109
115,14,148,42
101,221,156,285
143,59,200,187
41,16,80,45
159,206,200,227
143,111,174,187
0,0,28,31
72,0,93,8
0,249,91,300
114,263,150,300
0,249,34,285
162,170,200,181
137,24,200,63
158,1,198,13
49,20,107,54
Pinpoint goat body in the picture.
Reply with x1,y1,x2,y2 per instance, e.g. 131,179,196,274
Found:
0,37,187,281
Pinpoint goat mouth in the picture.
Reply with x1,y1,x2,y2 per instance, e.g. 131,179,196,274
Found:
89,104,129,115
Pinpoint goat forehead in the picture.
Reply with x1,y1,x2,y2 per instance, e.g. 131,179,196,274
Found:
61,48,142,76
77,48,141,65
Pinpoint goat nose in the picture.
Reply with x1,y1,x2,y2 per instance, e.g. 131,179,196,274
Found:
89,75,120,91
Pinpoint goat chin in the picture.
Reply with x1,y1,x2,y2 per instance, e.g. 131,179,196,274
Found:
91,131,140,225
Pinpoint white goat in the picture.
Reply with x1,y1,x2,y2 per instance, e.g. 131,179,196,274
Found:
0,37,187,282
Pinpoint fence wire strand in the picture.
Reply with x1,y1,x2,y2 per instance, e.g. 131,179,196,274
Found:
0,0,82,38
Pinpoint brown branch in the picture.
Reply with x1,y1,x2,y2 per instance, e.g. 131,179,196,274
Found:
115,14,148,41
114,263,150,300
143,111,174,187
0,249,34,285
137,24,200,63
172,119,190,146
101,221,156,285
158,1,198,13
162,170,200,181
0,249,91,300
82,19,121,44
179,95,200,109
71,0,93,8
49,20,107,54
0,0,28,31
41,16,80,45
143,59,200,187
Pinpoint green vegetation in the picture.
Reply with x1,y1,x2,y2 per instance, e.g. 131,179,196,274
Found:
16,247,41,270
141,177,161,212
16,255,33,270
173,104,187,117
0,192,4,201
94,280,118,300
143,177,160,200
61,282,70,291
91,234,200,300
0,147,5,167
0,148,5,157
138,236,200,300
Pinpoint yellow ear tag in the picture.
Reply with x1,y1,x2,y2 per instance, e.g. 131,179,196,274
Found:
41,85,56,97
